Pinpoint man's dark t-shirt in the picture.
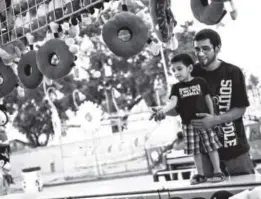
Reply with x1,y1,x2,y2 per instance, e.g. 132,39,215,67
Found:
169,77,211,124
191,60,250,160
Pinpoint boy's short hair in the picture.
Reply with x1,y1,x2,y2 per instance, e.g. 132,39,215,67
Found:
194,29,222,48
170,53,194,67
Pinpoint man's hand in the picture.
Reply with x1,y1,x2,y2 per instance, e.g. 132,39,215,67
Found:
149,107,166,122
191,113,218,129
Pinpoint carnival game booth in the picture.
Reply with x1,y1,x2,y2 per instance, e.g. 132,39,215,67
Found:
0,0,238,99
147,121,261,182
0,0,255,198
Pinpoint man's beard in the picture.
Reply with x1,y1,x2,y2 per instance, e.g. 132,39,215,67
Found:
200,54,216,67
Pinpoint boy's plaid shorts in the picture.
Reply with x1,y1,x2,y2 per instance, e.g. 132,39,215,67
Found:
182,123,222,155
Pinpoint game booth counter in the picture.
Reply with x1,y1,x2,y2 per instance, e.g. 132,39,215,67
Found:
139,121,261,199
145,121,261,183
1,174,261,199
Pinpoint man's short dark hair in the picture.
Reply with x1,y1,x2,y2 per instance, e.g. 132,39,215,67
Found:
194,29,222,48
171,53,194,67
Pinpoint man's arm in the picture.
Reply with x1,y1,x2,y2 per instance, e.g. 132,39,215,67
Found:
192,107,246,129
192,66,249,129
214,107,246,125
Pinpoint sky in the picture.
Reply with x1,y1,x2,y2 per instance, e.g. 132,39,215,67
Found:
171,0,261,80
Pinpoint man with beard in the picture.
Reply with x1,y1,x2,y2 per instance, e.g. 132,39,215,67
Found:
190,28,254,177
151,28,254,178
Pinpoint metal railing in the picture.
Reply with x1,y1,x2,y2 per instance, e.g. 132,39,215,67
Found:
9,114,160,182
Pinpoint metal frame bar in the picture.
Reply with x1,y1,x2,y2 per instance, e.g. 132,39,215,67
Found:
1,0,109,45
31,179,261,199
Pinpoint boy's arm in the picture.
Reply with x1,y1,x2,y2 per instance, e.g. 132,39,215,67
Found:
161,96,178,114
165,108,179,116
205,94,214,115
150,85,179,121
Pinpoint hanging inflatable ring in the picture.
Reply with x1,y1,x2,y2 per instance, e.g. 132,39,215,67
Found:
149,0,174,43
102,12,149,58
0,62,18,98
191,0,227,25
37,39,74,80
0,109,8,126
18,51,43,89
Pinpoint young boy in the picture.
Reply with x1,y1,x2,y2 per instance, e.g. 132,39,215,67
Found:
151,53,225,184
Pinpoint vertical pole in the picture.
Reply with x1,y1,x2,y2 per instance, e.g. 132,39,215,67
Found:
155,89,161,106
92,131,101,177
43,81,65,179
160,43,171,99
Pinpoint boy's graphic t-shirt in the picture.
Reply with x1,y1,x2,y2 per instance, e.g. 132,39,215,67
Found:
169,77,211,124
191,60,250,160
